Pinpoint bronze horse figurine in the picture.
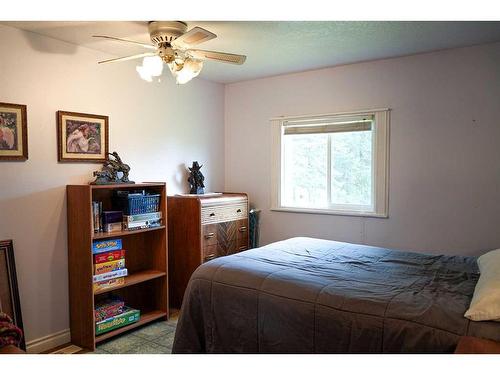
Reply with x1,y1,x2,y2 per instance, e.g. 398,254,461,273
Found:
91,151,134,185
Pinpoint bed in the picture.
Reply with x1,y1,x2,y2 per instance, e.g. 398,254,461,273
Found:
172,237,500,353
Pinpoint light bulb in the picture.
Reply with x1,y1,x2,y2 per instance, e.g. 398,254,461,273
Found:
136,56,163,82
136,65,152,82
174,58,203,85
142,56,163,77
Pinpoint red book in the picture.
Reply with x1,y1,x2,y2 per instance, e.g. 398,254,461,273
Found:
94,249,125,264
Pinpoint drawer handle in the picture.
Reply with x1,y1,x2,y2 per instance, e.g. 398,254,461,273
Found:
238,226,247,232
205,232,215,239
205,254,216,262
236,209,242,213
209,213,215,217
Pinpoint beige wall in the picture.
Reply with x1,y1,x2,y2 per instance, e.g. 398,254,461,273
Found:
0,24,225,343
225,42,500,256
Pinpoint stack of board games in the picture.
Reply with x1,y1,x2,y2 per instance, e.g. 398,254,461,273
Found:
94,296,140,335
113,190,163,231
122,211,162,231
92,239,127,292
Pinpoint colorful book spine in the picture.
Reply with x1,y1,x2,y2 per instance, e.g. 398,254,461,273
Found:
95,307,140,335
94,259,126,275
92,201,100,233
93,277,124,293
94,249,126,264
92,239,123,254
92,268,128,283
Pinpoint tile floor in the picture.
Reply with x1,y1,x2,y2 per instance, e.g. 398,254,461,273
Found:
93,315,178,354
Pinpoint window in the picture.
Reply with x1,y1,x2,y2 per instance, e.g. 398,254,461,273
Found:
271,109,390,217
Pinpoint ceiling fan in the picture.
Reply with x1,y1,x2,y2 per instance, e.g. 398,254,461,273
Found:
93,21,247,84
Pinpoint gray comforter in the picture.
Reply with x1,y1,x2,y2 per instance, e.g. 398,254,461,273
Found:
172,237,500,353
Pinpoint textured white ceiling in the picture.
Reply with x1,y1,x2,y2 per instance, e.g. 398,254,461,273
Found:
4,21,500,83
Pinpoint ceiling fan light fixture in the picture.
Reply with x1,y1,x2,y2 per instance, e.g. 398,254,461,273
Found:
95,21,246,85
136,55,164,82
143,55,164,77
172,58,203,85
136,65,153,82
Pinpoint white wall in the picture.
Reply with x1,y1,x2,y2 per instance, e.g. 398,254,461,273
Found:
225,42,500,256
0,24,225,344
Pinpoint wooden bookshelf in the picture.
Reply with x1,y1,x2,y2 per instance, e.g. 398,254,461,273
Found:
92,226,166,240
67,182,169,351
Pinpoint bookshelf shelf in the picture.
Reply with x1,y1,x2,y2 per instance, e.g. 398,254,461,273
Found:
67,182,169,351
92,226,166,240
94,269,167,295
95,310,167,343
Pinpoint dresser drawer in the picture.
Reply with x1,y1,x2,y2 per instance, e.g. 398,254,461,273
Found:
201,203,247,225
202,224,218,247
202,241,240,262
203,244,218,262
236,219,249,251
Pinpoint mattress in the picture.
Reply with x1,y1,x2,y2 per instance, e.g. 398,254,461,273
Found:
172,237,500,353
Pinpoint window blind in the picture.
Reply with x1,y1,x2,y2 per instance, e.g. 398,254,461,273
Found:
283,114,373,135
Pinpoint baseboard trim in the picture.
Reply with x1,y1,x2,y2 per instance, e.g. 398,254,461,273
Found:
26,329,71,354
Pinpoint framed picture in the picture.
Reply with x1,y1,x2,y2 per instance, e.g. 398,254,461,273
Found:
0,102,28,161
57,110,109,163
0,240,25,351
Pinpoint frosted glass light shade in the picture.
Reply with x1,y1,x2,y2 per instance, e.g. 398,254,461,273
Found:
143,56,163,77
136,55,163,82
136,65,153,82
174,58,203,85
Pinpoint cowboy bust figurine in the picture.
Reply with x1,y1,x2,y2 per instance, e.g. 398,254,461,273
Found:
187,161,205,194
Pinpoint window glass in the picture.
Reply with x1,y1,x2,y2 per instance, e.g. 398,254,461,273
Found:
282,133,328,208
330,130,373,207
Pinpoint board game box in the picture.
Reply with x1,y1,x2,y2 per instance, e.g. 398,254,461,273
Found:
94,259,126,275
95,298,125,322
93,277,124,292
92,268,127,283
94,249,126,264
92,239,123,254
95,307,140,335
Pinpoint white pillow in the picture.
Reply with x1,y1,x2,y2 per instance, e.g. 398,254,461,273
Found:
464,248,500,321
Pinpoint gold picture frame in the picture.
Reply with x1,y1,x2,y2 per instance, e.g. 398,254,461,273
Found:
0,102,28,161
57,110,109,163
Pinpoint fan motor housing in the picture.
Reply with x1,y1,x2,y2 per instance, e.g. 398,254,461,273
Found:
148,21,188,46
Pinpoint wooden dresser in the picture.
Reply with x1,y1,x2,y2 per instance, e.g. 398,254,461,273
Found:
167,193,249,308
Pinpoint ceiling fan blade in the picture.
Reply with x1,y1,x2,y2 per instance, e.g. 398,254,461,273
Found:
171,27,216,48
187,49,246,65
92,35,156,50
98,52,158,64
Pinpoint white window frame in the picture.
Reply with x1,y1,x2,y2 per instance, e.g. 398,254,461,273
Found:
270,108,390,218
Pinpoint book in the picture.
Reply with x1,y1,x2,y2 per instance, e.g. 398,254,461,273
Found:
93,277,124,293
98,201,103,232
94,298,125,322
94,259,126,275
95,307,140,335
92,201,100,233
92,268,128,283
92,239,123,254
94,249,126,264
123,212,162,223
